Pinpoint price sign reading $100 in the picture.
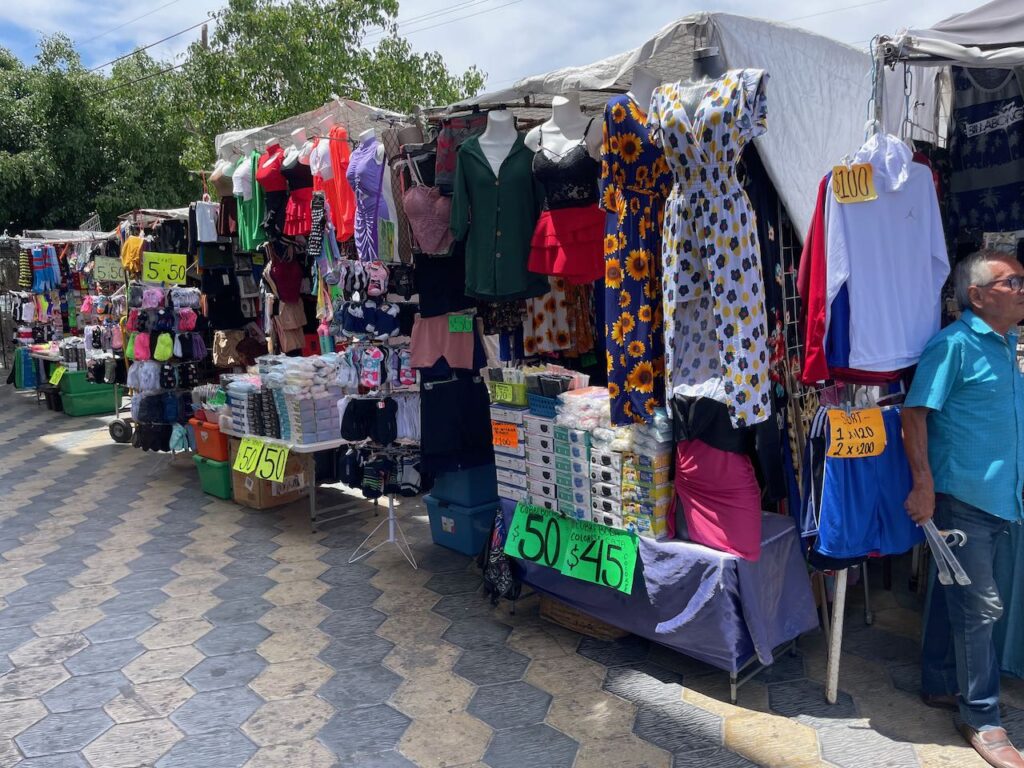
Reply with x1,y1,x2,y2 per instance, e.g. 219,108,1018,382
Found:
826,408,887,459
503,502,638,594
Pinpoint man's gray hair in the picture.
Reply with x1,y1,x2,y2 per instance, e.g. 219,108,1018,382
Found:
954,250,1017,309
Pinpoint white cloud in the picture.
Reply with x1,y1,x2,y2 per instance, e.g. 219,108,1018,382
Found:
0,0,976,86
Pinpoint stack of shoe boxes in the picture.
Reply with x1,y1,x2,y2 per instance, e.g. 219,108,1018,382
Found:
491,405,528,504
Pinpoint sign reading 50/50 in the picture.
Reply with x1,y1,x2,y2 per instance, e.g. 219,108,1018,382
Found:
142,252,187,285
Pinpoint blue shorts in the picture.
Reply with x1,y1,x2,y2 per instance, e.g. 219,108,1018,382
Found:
816,407,923,559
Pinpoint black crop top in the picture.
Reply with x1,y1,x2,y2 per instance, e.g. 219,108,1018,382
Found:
532,121,599,210
281,160,314,191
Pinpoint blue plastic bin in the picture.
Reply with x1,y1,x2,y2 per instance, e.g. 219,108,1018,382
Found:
425,494,498,556
432,464,498,507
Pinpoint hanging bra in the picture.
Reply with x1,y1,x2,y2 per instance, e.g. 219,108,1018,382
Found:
532,120,600,210
402,158,453,255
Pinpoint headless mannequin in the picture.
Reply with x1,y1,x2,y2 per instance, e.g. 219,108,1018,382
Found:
357,127,386,163
525,92,601,160
283,128,306,168
262,137,281,169
678,47,728,121
478,110,518,174
628,66,661,113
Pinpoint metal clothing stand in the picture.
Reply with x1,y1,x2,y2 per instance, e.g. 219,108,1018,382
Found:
348,494,417,569
823,561,874,704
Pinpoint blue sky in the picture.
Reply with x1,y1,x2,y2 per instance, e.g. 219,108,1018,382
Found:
0,0,973,88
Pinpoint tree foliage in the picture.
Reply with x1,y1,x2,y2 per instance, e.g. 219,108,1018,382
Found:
0,0,485,231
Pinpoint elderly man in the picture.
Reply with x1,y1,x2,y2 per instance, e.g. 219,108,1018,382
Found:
903,250,1024,768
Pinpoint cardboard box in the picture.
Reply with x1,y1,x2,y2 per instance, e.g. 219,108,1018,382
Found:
495,468,528,488
490,405,527,424
228,438,312,510
494,453,527,473
522,414,555,436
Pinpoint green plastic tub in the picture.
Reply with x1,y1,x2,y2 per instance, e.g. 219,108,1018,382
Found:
62,389,117,417
193,455,233,500
59,370,116,396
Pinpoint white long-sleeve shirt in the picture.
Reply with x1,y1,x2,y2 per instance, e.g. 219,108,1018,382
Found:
826,133,950,371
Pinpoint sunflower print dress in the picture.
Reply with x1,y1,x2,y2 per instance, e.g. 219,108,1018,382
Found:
648,69,772,428
600,94,673,425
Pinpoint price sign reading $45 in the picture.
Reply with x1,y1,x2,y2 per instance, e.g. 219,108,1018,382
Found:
503,502,638,594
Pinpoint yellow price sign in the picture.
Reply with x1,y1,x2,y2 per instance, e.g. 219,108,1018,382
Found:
93,257,125,283
143,251,188,285
831,163,878,204
254,443,289,483
492,382,514,402
827,408,887,459
49,366,66,386
233,437,263,474
492,421,520,448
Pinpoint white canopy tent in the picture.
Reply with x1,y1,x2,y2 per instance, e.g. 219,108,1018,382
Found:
431,12,875,238
214,98,409,159
879,0,1024,143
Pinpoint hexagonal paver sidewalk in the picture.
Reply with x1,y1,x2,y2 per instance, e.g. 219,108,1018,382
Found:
0,383,1014,768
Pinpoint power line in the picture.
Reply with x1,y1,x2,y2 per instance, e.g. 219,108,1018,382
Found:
81,0,187,44
92,61,185,98
370,0,527,41
784,0,892,24
87,17,213,73
362,0,497,40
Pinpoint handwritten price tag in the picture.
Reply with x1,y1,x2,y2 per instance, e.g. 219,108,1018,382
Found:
827,408,887,458
49,366,66,386
492,382,514,402
93,257,125,283
255,443,289,483
233,438,290,483
503,502,638,594
233,438,264,474
143,252,187,285
492,421,520,448
448,315,473,333
832,163,878,204
561,517,638,594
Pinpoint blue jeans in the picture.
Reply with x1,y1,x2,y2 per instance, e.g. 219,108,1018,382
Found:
921,494,1010,730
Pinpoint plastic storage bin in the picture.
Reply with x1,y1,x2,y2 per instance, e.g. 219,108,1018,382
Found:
193,455,233,500
62,389,117,417
190,418,230,462
432,464,498,507
59,371,116,396
425,495,497,556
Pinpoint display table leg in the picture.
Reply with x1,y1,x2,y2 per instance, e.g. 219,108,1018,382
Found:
825,567,848,704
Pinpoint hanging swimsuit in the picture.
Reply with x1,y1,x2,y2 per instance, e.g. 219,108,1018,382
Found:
528,120,605,285
403,157,454,256
282,160,315,236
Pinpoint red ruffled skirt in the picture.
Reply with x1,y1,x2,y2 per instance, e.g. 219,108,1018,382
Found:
283,187,313,236
528,204,604,284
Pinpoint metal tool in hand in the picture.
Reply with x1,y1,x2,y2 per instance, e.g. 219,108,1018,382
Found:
922,519,971,586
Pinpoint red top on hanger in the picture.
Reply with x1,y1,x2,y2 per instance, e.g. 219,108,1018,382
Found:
256,144,288,192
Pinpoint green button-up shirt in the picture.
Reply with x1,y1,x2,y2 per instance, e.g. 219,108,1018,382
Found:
450,134,549,301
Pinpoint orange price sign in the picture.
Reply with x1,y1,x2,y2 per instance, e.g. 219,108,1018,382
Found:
826,408,887,459
831,163,878,204
491,421,520,448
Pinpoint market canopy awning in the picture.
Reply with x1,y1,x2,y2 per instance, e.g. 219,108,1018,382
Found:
432,12,874,239
18,229,118,245
214,98,408,158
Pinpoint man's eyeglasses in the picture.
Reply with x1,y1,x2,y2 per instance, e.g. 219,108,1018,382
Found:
982,276,1024,292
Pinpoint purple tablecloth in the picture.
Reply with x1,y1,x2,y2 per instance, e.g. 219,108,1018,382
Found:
515,508,819,673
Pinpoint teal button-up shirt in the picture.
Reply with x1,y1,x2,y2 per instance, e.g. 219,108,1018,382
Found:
906,309,1024,521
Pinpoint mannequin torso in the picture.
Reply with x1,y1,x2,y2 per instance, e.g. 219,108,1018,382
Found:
357,127,386,163
525,93,600,160
478,111,518,174
628,66,661,114
262,138,282,169
283,128,306,168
